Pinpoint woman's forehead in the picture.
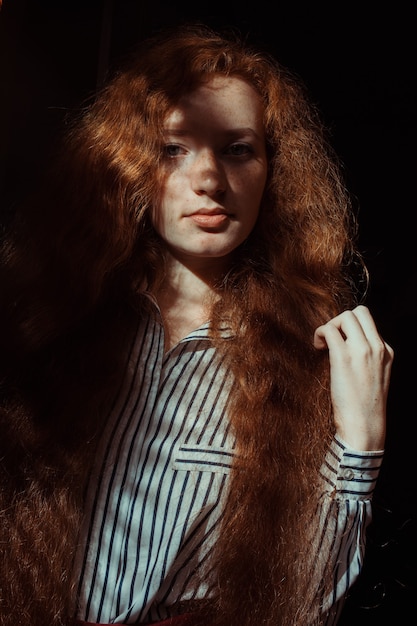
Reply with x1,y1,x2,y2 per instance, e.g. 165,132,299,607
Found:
163,75,265,128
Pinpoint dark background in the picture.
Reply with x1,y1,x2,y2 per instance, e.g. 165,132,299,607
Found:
0,1,415,623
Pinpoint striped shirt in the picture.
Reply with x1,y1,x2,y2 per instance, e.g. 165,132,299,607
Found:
74,299,383,625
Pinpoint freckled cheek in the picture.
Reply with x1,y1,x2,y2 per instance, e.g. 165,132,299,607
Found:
159,172,186,206
231,168,267,209
251,174,267,204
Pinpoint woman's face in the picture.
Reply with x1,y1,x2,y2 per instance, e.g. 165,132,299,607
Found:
152,75,268,272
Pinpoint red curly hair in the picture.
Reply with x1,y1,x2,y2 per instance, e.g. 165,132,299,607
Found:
0,23,365,626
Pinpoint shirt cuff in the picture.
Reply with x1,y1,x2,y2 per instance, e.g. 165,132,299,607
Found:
320,435,384,499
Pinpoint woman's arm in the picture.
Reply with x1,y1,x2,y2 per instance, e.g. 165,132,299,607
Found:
311,305,394,623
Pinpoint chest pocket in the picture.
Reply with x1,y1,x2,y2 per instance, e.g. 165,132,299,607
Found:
173,442,235,474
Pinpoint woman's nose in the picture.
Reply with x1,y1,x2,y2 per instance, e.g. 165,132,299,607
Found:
191,150,226,197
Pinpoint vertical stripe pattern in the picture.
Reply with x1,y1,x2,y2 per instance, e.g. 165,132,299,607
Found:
74,304,383,625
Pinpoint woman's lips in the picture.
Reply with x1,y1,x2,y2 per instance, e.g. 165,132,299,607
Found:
189,211,229,228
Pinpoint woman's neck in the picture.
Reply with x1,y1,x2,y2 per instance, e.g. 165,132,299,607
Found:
152,255,224,351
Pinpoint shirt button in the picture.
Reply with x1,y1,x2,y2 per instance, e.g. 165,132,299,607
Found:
343,469,355,480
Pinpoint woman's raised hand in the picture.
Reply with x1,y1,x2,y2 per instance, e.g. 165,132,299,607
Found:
314,305,394,451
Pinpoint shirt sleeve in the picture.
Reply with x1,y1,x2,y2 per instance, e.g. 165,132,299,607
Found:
317,435,384,625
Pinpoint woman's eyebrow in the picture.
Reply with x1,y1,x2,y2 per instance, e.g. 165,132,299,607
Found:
162,128,190,136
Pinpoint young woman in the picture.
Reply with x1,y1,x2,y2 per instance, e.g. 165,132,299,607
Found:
0,23,393,626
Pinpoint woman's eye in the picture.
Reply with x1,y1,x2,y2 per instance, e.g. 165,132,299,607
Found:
226,143,253,156
163,144,183,157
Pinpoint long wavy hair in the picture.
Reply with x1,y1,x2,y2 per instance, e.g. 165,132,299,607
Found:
0,23,365,626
